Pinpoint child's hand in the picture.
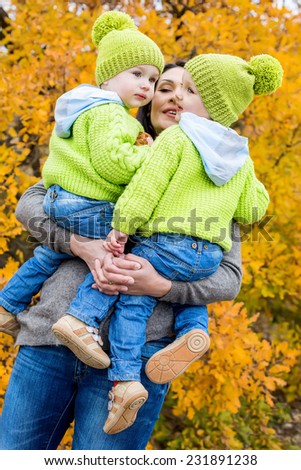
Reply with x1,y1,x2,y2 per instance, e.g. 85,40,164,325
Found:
135,131,153,146
146,135,153,146
104,229,128,256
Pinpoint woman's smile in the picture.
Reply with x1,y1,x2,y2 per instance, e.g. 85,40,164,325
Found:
150,66,184,134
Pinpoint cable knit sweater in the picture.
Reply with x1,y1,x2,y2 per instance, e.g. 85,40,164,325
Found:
113,125,269,251
42,103,149,201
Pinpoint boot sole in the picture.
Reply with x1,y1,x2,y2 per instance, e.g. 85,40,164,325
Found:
104,392,148,435
145,329,210,384
52,325,110,369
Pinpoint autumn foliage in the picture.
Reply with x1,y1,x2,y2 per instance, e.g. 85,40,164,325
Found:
0,0,301,449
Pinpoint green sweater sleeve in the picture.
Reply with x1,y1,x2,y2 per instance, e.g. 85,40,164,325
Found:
112,127,182,234
233,158,270,224
87,104,149,185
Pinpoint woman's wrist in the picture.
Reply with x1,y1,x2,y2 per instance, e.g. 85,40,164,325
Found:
152,276,172,298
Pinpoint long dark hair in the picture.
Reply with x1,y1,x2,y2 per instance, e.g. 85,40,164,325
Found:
136,60,186,139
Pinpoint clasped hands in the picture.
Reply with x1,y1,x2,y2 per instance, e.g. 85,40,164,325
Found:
70,231,171,297
95,228,143,295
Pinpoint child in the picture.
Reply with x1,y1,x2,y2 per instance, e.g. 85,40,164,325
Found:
0,11,164,365
88,53,282,434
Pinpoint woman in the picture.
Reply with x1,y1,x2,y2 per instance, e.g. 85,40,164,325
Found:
0,64,242,450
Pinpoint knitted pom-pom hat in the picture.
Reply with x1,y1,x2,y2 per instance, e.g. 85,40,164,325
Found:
92,11,164,85
184,54,283,127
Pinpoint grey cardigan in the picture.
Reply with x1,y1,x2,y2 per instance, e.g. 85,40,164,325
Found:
14,181,242,348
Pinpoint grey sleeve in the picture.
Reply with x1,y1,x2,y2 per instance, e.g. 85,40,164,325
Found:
160,223,242,305
15,179,72,255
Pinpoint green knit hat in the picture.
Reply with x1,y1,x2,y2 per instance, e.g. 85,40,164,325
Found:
185,54,283,127
91,11,164,86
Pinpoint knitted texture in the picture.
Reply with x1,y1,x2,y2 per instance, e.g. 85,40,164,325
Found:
112,125,269,251
42,103,149,201
92,11,164,85
185,53,283,127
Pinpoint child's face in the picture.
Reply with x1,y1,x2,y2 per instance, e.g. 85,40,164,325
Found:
101,65,160,109
181,70,211,119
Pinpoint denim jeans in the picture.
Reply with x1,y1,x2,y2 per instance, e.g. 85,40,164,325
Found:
0,341,170,450
0,185,114,315
85,233,223,381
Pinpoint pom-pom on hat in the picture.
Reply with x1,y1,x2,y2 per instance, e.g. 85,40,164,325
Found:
92,11,164,85
184,53,283,127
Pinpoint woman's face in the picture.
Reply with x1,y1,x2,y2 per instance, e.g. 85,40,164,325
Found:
150,67,184,135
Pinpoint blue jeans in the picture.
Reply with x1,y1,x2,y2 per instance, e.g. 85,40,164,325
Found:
0,185,114,315
0,341,170,450
109,234,223,380
78,233,223,381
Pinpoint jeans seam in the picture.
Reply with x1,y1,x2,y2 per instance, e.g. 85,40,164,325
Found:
45,390,76,450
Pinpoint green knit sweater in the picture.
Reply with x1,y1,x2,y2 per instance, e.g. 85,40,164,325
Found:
42,103,148,202
112,125,269,251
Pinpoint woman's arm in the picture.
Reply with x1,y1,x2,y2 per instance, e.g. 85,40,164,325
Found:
15,180,73,255
94,223,242,304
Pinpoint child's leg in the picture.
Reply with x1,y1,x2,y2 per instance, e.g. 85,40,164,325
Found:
0,245,71,337
52,272,118,369
173,303,209,336
130,234,222,385
145,305,210,384
102,293,157,434
108,293,158,381
43,185,114,239
67,272,119,329
0,245,71,315
45,186,116,367
0,187,112,336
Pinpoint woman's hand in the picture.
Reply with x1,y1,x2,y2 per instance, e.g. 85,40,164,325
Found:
92,253,172,297
70,234,107,272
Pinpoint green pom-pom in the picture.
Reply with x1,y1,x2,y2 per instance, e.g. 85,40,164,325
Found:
92,11,136,48
250,54,283,95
